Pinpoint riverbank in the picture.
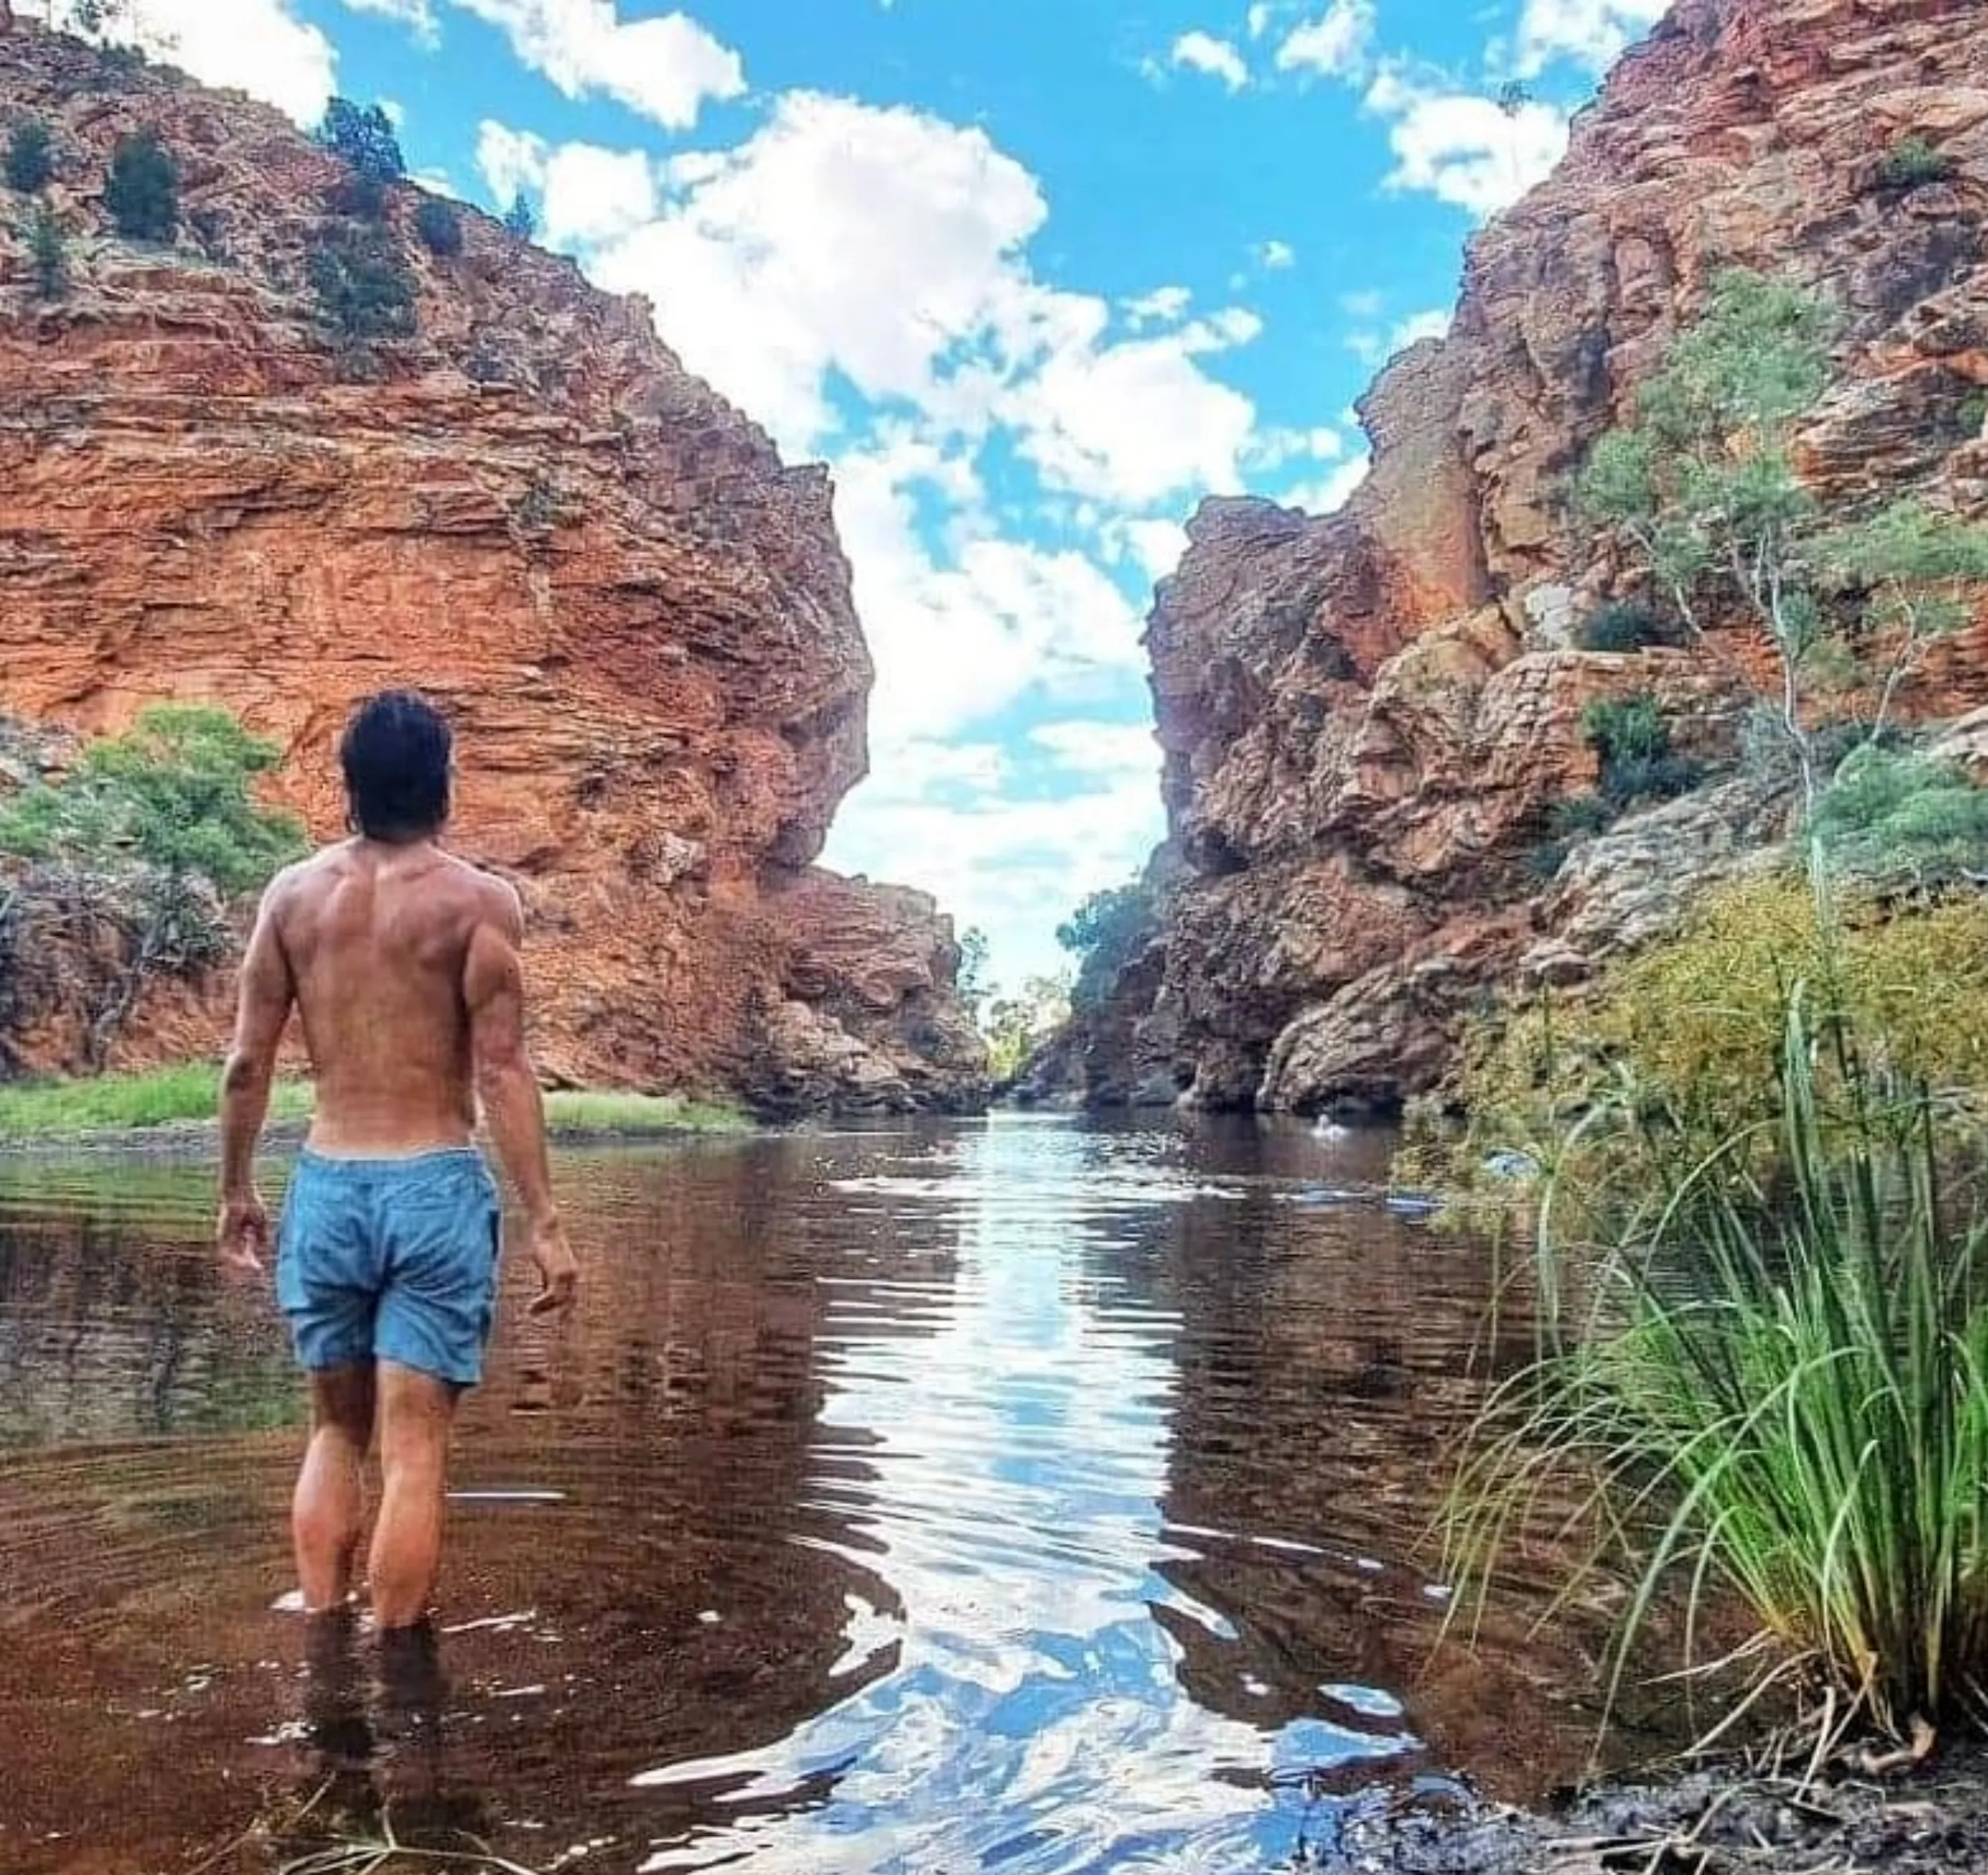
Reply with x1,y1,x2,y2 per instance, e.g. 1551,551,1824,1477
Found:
0,1065,751,1152
1327,1736,1988,1873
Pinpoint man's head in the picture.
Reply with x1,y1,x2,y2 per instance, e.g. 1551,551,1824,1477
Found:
339,690,453,842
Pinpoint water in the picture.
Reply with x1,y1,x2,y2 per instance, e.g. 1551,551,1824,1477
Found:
0,1116,1619,1874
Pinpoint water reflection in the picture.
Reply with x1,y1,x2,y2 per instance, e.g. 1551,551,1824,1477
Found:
0,1118,1619,1874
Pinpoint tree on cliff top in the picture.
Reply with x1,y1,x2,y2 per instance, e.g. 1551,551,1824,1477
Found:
0,706,305,1064
1057,879,1156,1014
1574,268,1988,837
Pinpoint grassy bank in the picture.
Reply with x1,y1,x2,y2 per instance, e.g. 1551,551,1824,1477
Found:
0,1065,749,1146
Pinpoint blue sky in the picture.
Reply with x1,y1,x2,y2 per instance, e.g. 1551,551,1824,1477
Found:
57,0,1667,991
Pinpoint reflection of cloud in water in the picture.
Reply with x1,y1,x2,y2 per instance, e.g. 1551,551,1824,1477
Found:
639,1124,1415,1873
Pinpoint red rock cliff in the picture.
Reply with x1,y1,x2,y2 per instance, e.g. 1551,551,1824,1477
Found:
1100,0,1988,1116
0,22,986,1114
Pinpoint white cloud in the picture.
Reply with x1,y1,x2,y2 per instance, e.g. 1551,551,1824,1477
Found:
339,0,440,46
59,0,337,124
1339,288,1384,319
1366,70,1570,216
452,0,745,130
1100,517,1190,585
1246,2,1276,37
476,122,658,245
1249,424,1344,469
1029,722,1162,783
1276,0,1375,79
832,440,1144,752
1255,239,1296,269
1123,284,1193,328
1345,305,1453,365
1515,0,1668,76
1169,29,1249,91
1281,452,1370,516
578,93,1260,507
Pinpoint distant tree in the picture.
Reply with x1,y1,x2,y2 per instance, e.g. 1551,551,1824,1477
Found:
502,189,536,241
1496,80,1532,117
414,194,462,257
316,97,406,184
955,926,990,1018
1056,879,1157,1014
103,125,177,241
984,973,1073,1081
27,199,66,297
5,117,53,192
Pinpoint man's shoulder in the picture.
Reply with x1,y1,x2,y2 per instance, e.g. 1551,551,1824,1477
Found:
441,853,523,923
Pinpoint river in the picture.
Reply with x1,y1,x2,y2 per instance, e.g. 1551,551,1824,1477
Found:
0,1115,1626,1874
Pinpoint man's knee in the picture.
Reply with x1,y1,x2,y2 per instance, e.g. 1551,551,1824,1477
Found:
309,1361,377,1446
376,1360,460,1474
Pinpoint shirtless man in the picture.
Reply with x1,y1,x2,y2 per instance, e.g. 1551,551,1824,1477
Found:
215,689,579,1640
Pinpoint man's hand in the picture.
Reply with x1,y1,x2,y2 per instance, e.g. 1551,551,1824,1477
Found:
218,1189,270,1275
525,1215,578,1319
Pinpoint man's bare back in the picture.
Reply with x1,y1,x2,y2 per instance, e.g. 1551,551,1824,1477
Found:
263,839,508,1155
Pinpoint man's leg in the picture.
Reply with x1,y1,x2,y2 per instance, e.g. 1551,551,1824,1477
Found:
369,1360,461,1630
294,1362,377,1614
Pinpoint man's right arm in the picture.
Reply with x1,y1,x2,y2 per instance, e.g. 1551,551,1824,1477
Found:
464,881,578,1318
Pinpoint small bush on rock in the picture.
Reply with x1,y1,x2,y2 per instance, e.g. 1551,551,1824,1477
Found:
104,127,178,241
307,220,418,351
414,196,462,257
5,118,54,194
1577,599,1681,654
1876,135,1955,191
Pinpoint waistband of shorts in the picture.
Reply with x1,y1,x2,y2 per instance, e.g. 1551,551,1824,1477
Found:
296,1144,487,1175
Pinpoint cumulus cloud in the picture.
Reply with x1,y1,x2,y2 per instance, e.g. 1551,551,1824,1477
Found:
1280,452,1371,516
1345,304,1453,366
1365,69,1570,217
1515,0,1668,75
475,121,657,245
1255,238,1296,269
1276,0,1375,79
59,0,337,124
451,0,745,130
338,0,440,46
1169,29,1249,91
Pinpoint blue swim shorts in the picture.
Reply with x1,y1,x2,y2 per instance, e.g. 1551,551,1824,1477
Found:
276,1147,503,1388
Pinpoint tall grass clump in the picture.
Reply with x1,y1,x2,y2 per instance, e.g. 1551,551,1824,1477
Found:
1449,1000,1988,1745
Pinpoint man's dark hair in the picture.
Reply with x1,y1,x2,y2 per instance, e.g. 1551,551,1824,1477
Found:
339,690,452,841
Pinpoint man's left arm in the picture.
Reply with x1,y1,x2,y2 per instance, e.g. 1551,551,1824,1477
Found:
217,875,296,1273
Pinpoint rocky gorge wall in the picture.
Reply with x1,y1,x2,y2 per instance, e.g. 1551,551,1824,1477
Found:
0,19,986,1114
1079,0,1988,1118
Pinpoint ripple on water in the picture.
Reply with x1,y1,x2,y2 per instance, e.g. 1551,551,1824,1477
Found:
0,1117,1621,1875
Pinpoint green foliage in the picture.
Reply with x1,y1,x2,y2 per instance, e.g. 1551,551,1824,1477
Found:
1447,998,1988,1743
1574,269,1988,815
316,98,405,185
306,220,418,351
1576,599,1680,654
1876,135,1955,191
984,973,1073,1081
414,195,463,257
502,190,537,241
1549,794,1615,841
1961,389,1988,441
27,201,66,300
1578,692,1707,812
5,118,55,194
0,1064,312,1141
103,127,178,241
1057,879,1157,1014
1404,874,1988,1221
955,925,990,1019
0,705,304,895
1814,746,1988,887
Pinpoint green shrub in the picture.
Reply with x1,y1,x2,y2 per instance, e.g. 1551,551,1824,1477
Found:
1876,135,1955,191
1549,793,1614,840
325,171,390,222
28,201,66,299
306,220,418,350
5,118,54,194
1814,745,1988,886
1576,600,1680,654
502,190,536,241
1448,998,1988,1744
414,196,462,257
1961,389,1988,441
104,127,178,241
1581,692,1668,767
1525,837,1572,883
